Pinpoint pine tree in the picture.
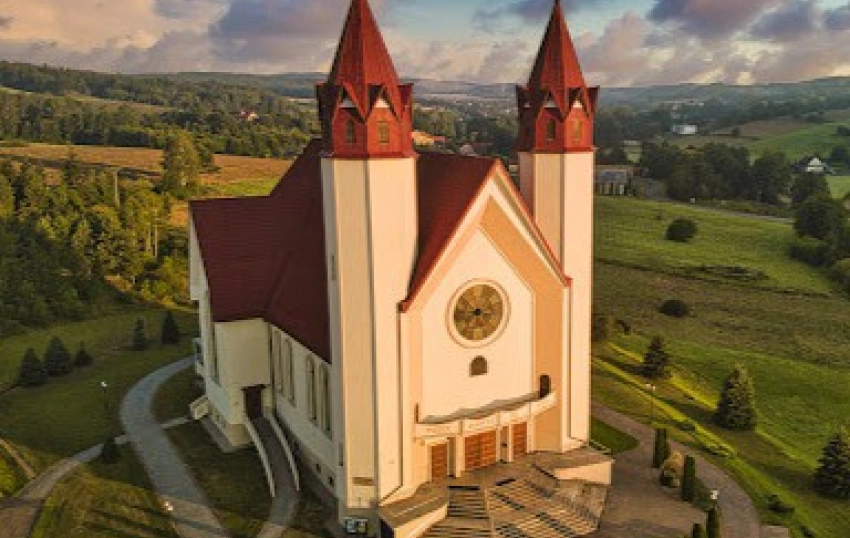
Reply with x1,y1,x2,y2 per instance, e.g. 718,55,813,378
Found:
814,428,850,499
691,523,707,538
653,427,671,468
714,365,758,430
133,318,149,351
73,341,94,367
161,311,181,345
642,336,671,379
100,436,120,464
706,506,721,538
682,455,697,502
44,336,73,376
18,348,47,387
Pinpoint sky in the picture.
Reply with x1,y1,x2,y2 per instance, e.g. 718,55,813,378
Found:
0,0,849,87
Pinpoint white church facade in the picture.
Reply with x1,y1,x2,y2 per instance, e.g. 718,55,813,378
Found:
189,0,612,536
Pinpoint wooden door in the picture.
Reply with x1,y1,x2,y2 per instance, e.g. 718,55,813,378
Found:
464,431,497,471
242,385,264,419
512,423,528,459
430,443,449,481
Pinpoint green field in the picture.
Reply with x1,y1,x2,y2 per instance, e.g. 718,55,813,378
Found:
593,197,850,537
749,122,849,160
828,175,850,199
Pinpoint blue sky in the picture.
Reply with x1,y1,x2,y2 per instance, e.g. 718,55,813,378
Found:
0,0,849,86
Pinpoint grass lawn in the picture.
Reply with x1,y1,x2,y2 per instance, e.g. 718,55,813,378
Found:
590,418,638,454
593,196,850,537
152,366,201,423
828,175,850,199
594,197,837,295
31,445,178,538
0,442,27,497
749,122,849,160
0,308,197,472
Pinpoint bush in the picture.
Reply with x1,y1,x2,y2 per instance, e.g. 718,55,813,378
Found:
790,236,832,266
714,365,758,431
682,455,697,502
642,336,671,379
18,348,47,387
832,258,850,293
706,506,721,538
814,428,850,499
161,311,182,345
766,494,795,514
73,342,94,367
133,318,149,351
44,336,73,376
666,218,698,242
653,428,671,468
591,312,615,343
691,523,708,538
100,436,120,464
660,299,690,318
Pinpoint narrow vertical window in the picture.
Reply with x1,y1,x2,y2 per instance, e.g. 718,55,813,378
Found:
378,120,390,145
205,292,220,384
307,357,317,423
345,119,356,144
571,119,583,144
272,331,282,393
321,366,332,437
546,118,557,141
285,339,295,405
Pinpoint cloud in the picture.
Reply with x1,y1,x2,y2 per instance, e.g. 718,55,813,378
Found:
471,0,594,32
750,1,820,42
155,0,227,20
648,0,782,40
825,3,850,31
0,16,12,30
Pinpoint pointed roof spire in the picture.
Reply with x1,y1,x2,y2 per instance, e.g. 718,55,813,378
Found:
327,0,402,112
527,0,586,92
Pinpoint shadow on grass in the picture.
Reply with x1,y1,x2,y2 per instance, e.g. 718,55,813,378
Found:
89,508,176,538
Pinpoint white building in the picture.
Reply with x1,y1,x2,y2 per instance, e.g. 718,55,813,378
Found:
189,1,612,536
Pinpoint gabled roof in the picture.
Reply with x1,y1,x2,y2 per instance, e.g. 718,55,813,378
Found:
191,144,514,363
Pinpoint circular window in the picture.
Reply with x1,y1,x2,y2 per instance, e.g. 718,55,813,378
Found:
450,282,508,346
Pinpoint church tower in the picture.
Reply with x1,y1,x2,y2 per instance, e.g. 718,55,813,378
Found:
517,0,599,443
317,0,418,523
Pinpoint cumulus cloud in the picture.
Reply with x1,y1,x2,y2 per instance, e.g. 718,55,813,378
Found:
824,3,850,31
648,0,783,40
750,1,820,42
155,0,227,20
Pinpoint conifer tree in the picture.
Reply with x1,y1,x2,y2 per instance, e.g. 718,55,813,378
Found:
73,341,94,367
691,523,707,538
44,336,73,376
714,365,758,430
161,311,181,345
653,427,671,468
706,506,721,538
100,436,120,464
133,318,149,351
814,428,850,499
18,348,47,387
642,336,671,379
682,455,697,502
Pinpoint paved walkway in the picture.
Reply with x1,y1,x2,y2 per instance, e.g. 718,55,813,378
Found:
591,404,761,538
121,358,231,538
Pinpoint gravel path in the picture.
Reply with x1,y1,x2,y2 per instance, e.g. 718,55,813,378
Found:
592,404,761,538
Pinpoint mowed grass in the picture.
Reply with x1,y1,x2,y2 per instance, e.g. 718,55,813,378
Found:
749,122,849,160
828,175,850,199
593,197,850,536
31,445,178,538
0,308,197,471
590,418,638,455
594,197,836,295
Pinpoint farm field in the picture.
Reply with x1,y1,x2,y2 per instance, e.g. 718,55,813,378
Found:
593,196,850,537
828,175,850,199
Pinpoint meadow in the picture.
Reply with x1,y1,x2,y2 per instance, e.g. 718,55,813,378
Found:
828,175,850,199
593,196,850,537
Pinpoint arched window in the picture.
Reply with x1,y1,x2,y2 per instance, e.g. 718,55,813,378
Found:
546,118,557,141
378,120,390,145
470,356,488,377
345,119,356,144
571,119,583,144
539,375,551,398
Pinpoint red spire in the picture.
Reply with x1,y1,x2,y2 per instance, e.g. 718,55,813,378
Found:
317,0,414,158
516,0,599,153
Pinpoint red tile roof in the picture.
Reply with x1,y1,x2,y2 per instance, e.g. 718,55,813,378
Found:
528,0,586,94
191,143,502,362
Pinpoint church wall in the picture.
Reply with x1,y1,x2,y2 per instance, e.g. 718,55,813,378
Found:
418,230,535,420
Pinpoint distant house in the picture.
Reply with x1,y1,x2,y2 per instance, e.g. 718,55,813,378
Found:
797,156,830,175
411,130,447,147
595,166,634,196
671,124,698,136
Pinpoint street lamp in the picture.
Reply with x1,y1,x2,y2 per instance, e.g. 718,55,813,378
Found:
645,383,657,425
710,489,719,506
100,381,110,414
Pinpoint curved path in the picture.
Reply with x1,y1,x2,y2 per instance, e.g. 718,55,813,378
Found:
592,403,761,538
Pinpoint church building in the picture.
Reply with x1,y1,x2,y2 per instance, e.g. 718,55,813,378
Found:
189,0,612,536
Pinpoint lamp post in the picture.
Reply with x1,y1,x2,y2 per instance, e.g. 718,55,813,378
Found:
645,383,657,425
100,381,110,414
710,489,719,506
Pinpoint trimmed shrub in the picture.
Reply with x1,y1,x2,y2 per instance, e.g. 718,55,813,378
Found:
766,494,795,514
832,258,850,293
666,218,698,242
44,336,73,376
73,342,94,367
682,455,697,502
18,348,47,387
660,299,690,318
161,311,182,345
653,428,671,468
642,336,671,379
100,436,120,464
814,428,850,499
706,506,721,538
714,365,758,431
133,318,149,351
789,236,831,266
692,523,708,538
